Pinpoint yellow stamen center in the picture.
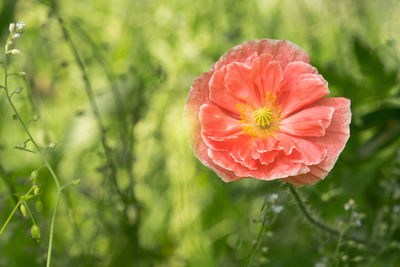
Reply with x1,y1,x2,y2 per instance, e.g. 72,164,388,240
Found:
254,107,273,128
236,92,281,138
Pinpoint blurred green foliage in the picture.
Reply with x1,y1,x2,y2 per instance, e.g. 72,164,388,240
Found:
0,0,399,266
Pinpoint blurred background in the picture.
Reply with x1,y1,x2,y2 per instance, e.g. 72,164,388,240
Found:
0,0,399,266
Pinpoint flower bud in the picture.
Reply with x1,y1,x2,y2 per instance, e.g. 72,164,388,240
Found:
261,246,269,253
32,114,40,121
14,87,23,94
30,171,38,185
36,200,43,213
31,224,40,241
11,33,20,39
8,49,21,55
34,185,39,195
72,179,81,186
9,23,15,33
20,204,27,217
48,143,57,149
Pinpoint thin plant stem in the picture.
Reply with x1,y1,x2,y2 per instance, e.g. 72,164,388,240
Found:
246,203,277,267
288,184,340,235
334,229,344,266
0,200,22,235
287,184,369,246
369,217,400,265
53,7,124,200
246,216,267,266
0,186,35,235
2,33,63,267
23,200,37,226
46,191,61,267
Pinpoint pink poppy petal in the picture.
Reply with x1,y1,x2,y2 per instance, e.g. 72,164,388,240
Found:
251,54,273,94
252,56,283,98
199,104,242,139
279,75,330,118
283,172,320,186
209,66,244,117
304,97,351,176
259,150,279,165
201,134,242,151
284,97,351,185
184,72,246,183
275,133,326,165
282,61,318,84
208,149,254,178
225,62,261,106
255,137,279,153
280,106,335,137
229,139,260,170
262,40,310,70
213,39,309,71
184,71,213,151
255,152,310,180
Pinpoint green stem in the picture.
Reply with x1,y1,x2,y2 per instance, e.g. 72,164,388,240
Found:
246,216,267,266
2,33,63,267
0,200,21,235
22,200,37,226
46,191,61,267
334,230,344,267
0,186,35,235
287,184,369,247
53,7,123,200
288,184,340,235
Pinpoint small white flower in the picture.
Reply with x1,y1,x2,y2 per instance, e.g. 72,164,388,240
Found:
269,193,278,201
344,198,355,210
271,205,283,214
16,21,26,30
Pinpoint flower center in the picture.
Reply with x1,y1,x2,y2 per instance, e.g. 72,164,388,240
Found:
254,107,273,128
236,92,281,138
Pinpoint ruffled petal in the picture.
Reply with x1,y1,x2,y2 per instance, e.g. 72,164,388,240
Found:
304,97,351,175
229,138,259,170
199,104,242,139
284,97,351,185
255,137,279,153
184,72,246,183
255,152,310,180
184,71,213,154
208,149,253,178
199,103,250,153
209,149,309,180
262,40,310,70
213,39,310,71
225,62,261,106
251,56,283,98
275,133,326,165
209,66,244,117
280,106,335,137
278,62,330,118
259,150,278,165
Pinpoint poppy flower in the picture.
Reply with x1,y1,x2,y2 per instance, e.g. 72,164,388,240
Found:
184,39,351,186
